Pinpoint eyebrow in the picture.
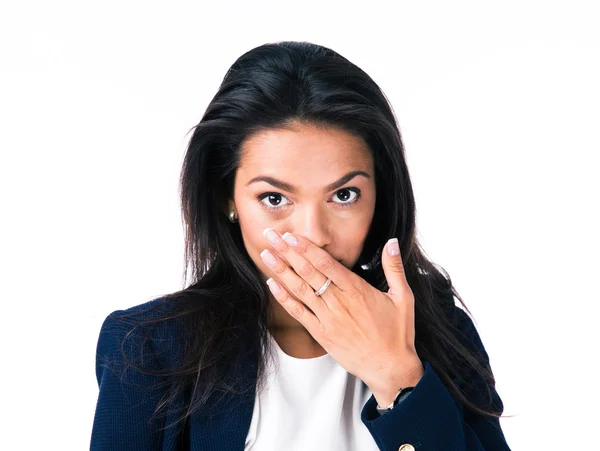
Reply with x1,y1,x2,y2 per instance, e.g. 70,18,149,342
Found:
246,170,371,193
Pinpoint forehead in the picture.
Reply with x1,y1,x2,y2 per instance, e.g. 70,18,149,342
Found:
237,123,373,182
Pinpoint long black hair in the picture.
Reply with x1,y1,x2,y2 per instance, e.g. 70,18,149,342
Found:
110,41,504,433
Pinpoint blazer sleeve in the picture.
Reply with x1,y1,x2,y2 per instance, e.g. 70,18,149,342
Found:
360,306,511,451
90,310,166,451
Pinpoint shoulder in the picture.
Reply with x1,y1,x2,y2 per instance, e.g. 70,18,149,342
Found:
98,297,171,352
105,296,173,322
92,299,181,447
101,295,186,336
95,296,185,380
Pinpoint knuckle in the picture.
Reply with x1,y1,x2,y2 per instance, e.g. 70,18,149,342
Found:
316,256,335,274
272,264,286,274
290,304,303,318
294,279,310,297
347,286,363,301
298,261,314,278
294,243,308,254
390,261,405,273
275,241,290,253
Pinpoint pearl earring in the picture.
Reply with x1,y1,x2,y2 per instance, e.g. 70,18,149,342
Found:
228,210,238,223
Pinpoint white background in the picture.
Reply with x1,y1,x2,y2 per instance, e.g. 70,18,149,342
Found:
1,1,598,449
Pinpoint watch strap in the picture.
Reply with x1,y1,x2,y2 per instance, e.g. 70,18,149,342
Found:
375,386,415,416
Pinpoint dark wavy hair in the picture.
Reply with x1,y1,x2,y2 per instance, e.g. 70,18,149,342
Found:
110,41,504,434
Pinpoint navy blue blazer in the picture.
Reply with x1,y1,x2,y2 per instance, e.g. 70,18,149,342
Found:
91,297,511,450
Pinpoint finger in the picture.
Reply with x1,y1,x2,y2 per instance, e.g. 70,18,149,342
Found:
278,231,356,292
263,228,334,296
266,277,324,341
381,237,411,297
260,248,328,318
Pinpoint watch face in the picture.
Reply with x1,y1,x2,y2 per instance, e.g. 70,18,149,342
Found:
395,387,414,405
377,387,415,415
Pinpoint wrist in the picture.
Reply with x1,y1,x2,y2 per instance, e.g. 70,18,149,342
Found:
372,358,424,397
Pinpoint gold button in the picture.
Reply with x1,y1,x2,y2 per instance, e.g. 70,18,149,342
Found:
398,445,415,451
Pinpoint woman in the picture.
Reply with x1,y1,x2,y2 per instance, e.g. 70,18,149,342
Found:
91,41,511,450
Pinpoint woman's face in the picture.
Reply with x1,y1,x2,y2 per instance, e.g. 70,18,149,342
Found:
230,122,376,326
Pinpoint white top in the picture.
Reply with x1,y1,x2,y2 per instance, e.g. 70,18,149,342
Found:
244,331,380,450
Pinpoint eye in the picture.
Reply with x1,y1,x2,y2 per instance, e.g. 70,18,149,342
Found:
331,188,361,206
257,188,362,212
258,193,291,211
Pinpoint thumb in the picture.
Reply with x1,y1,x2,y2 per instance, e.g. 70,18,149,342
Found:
382,238,409,297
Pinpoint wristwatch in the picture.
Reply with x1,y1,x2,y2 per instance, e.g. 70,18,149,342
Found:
375,386,415,416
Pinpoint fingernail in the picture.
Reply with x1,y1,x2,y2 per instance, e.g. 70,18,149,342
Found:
282,232,299,247
266,278,281,294
263,228,282,245
387,238,400,256
260,249,278,266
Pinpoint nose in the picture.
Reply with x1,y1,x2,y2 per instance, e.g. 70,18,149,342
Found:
292,205,332,249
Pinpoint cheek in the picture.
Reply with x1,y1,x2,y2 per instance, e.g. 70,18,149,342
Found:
337,217,372,257
237,205,279,275
239,218,267,258
343,198,376,259
236,195,266,241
